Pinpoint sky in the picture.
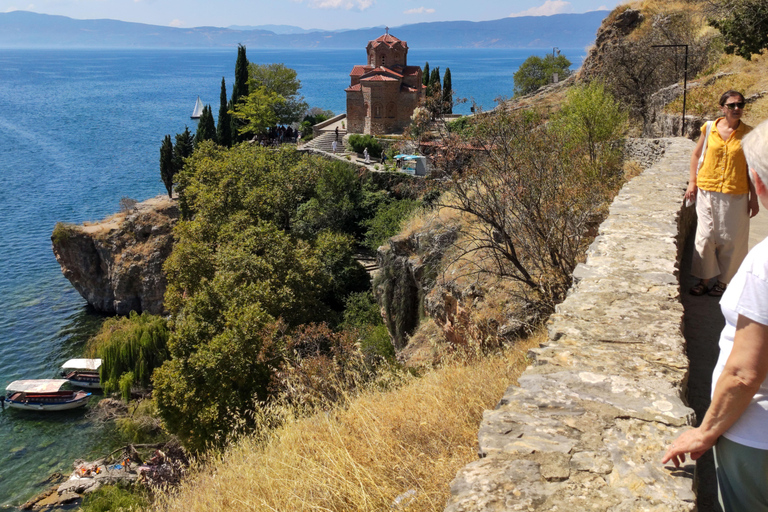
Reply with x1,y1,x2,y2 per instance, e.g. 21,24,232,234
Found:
0,0,620,31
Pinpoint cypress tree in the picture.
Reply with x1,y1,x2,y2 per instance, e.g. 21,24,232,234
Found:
217,77,232,147
231,45,249,143
160,134,175,198
195,105,217,144
232,44,249,105
174,126,194,173
429,67,441,97
422,62,430,87
442,67,453,114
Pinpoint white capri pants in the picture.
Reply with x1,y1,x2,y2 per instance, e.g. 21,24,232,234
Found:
692,189,750,284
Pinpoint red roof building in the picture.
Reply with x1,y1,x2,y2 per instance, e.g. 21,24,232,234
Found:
345,30,426,135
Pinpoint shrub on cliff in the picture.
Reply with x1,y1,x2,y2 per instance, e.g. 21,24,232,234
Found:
431,103,625,314
51,222,78,246
513,53,571,96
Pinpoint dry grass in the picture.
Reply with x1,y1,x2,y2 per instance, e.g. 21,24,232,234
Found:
152,330,546,512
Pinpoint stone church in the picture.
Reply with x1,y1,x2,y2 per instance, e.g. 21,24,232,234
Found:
345,30,426,135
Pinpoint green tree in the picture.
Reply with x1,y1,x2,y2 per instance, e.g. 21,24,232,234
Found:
195,105,217,145
173,126,194,173
87,312,170,401
156,147,380,451
217,77,232,147
513,53,571,96
553,81,627,167
231,45,250,144
293,160,365,238
427,67,441,97
248,63,309,126
422,62,430,87
709,0,768,60
303,107,335,126
442,67,453,114
230,87,285,138
232,44,249,105
160,134,175,198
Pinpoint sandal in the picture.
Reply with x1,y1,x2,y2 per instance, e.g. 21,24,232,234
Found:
690,281,708,296
708,282,727,297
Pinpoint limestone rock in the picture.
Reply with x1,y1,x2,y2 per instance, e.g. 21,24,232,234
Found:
52,195,178,315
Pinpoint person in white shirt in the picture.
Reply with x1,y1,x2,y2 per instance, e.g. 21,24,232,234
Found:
663,118,768,511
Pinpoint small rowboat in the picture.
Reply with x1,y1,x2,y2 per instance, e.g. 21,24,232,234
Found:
4,379,91,411
61,358,102,389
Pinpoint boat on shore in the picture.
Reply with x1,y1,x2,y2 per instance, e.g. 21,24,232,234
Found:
3,379,91,411
191,96,204,119
61,358,102,389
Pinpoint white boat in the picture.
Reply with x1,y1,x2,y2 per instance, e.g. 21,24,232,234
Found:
3,379,91,411
191,96,204,119
61,358,102,389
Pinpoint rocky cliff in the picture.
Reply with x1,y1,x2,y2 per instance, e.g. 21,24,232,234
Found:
51,195,178,315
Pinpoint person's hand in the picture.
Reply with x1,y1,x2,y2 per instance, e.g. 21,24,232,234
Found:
684,183,697,204
749,195,760,218
662,428,716,468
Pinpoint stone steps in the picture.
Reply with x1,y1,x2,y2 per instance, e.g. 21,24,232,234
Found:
302,131,347,153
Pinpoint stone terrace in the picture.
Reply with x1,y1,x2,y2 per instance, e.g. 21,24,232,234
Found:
445,138,700,511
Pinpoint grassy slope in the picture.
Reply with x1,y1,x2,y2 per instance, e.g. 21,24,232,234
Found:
153,331,544,512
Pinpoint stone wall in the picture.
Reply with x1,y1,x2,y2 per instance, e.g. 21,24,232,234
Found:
445,137,700,511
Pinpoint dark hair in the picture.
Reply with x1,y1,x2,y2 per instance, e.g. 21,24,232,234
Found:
719,90,745,106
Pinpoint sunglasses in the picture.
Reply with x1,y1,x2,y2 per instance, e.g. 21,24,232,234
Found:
724,102,746,110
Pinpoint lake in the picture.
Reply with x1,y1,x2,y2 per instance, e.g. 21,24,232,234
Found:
0,46,584,508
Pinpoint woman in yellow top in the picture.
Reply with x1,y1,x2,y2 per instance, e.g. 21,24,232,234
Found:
685,90,759,296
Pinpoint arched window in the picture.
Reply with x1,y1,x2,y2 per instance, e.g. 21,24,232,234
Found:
374,104,382,118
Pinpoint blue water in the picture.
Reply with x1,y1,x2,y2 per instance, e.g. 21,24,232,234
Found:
0,46,584,508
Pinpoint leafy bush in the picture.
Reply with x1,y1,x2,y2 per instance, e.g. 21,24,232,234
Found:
446,116,472,134
363,199,421,253
513,53,571,96
709,0,768,60
343,291,395,361
51,222,78,246
80,484,148,512
115,400,167,445
347,134,383,158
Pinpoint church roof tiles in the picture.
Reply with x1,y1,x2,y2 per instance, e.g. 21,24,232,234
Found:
362,74,399,82
369,33,407,48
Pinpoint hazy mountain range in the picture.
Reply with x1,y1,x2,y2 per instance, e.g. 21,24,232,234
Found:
0,10,608,49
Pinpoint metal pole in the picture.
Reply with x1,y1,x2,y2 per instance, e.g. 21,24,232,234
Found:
651,44,689,136
682,45,688,136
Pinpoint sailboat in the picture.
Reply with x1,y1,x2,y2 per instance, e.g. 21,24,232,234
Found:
191,96,204,119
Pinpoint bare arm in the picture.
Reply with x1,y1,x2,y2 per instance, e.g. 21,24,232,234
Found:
662,315,768,467
686,134,707,203
749,174,760,218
